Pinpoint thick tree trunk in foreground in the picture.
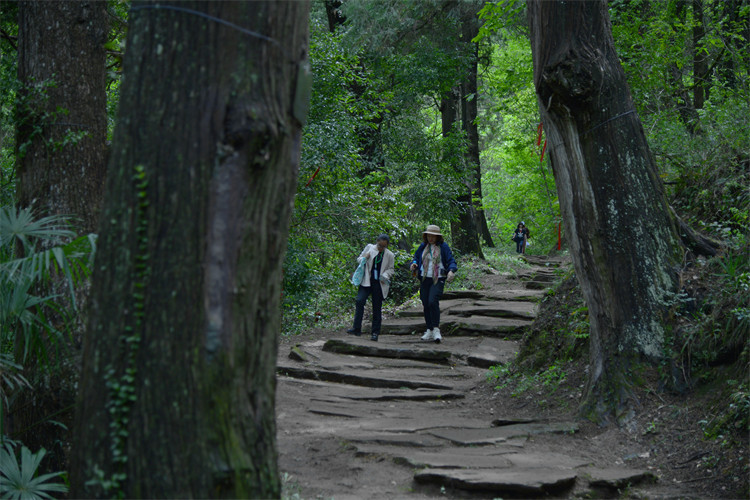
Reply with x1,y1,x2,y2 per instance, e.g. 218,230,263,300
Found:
70,2,310,497
528,0,683,424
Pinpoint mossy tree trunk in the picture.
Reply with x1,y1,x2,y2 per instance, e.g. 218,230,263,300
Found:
528,0,683,425
70,1,310,498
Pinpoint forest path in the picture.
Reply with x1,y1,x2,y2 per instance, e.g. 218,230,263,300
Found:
275,255,693,499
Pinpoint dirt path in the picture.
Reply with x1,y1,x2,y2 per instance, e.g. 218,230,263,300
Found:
276,256,700,499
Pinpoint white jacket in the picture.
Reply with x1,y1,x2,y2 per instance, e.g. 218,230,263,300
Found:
357,244,395,298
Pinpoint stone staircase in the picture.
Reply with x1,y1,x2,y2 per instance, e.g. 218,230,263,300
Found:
275,255,668,498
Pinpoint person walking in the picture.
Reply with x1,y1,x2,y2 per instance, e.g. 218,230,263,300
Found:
512,223,525,253
347,234,395,341
521,221,530,254
409,225,457,344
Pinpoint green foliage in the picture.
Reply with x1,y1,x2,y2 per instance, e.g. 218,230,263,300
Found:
0,3,18,207
479,31,560,254
514,268,589,371
487,361,569,397
0,443,68,500
0,206,95,363
285,6,480,333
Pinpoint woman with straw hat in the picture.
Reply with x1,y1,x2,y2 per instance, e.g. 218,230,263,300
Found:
409,225,457,343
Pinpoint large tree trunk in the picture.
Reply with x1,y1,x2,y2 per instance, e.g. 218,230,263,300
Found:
528,0,683,424
692,0,707,109
69,2,310,498
460,5,494,249
443,88,482,257
16,0,107,233
12,0,108,471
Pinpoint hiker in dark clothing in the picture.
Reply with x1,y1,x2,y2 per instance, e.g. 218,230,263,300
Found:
512,223,525,253
521,222,530,254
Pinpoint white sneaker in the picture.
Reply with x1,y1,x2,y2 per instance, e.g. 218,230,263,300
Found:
432,328,442,344
421,328,434,341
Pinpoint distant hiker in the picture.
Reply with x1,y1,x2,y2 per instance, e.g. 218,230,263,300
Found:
512,223,525,253
347,234,395,342
409,225,457,344
521,222,530,254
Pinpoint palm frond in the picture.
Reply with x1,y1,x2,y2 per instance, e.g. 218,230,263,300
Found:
0,443,68,500
0,207,75,254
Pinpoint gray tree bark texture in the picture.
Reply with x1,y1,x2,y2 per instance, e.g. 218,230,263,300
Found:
16,0,108,233
70,1,310,498
13,0,108,470
528,0,684,424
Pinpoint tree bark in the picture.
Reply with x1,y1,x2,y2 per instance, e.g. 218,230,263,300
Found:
16,0,107,233
460,5,494,249
70,1,310,498
442,88,482,257
693,0,707,109
12,0,108,471
528,0,683,424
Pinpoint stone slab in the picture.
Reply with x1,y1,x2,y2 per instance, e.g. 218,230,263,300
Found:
341,432,448,448
448,301,537,319
467,338,519,368
581,467,658,489
414,467,577,496
428,421,578,445
357,416,491,433
481,289,547,301
446,316,532,337
322,338,451,364
276,364,455,390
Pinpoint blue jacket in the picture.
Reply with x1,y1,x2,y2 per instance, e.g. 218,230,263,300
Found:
412,241,457,279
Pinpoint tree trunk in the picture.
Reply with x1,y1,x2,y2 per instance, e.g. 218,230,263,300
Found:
528,0,683,424
442,88,482,257
69,2,310,498
460,6,494,249
693,0,707,109
16,0,107,233
12,0,108,471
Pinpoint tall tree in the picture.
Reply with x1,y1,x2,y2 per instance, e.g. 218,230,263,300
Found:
69,1,311,497
16,0,108,233
12,0,108,468
528,0,685,423
460,1,494,249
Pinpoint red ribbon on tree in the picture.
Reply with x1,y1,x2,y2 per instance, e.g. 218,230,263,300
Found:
305,165,321,187
536,122,543,146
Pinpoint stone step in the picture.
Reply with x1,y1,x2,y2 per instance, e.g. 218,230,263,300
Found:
467,338,518,368
426,421,579,446
397,299,537,320
276,363,460,390
414,467,577,496
378,315,531,337
322,338,452,364
279,377,464,402
356,445,593,470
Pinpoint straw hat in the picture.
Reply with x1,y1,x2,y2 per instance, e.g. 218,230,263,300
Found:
423,224,442,236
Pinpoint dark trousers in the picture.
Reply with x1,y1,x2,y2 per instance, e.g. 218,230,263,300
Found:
419,278,445,329
352,284,383,334
515,239,523,253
